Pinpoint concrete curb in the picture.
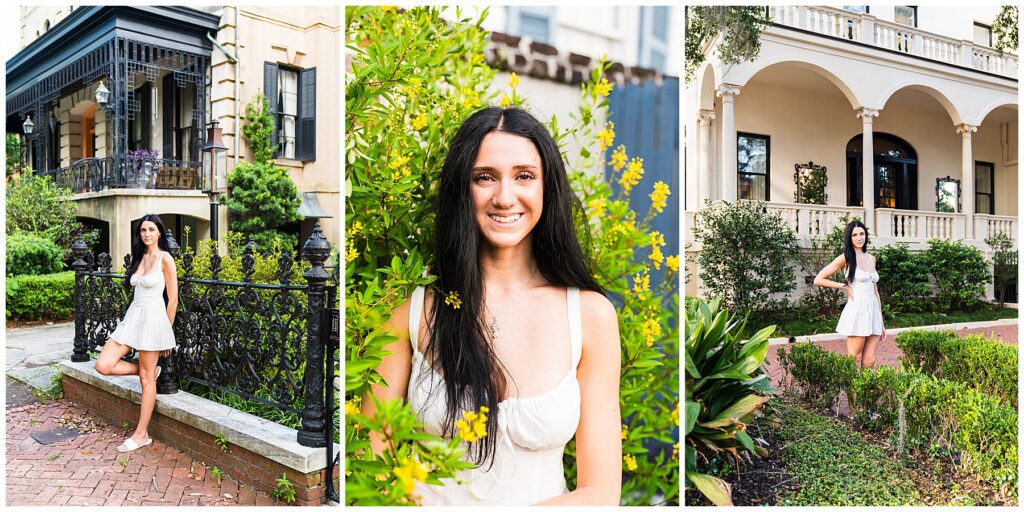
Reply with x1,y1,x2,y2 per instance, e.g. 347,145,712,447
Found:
768,318,1018,345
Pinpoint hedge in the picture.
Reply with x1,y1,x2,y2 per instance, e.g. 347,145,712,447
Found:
896,330,1017,407
5,271,74,321
6,232,64,276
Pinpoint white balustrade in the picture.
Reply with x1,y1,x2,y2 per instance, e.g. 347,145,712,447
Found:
876,208,964,241
975,214,1019,247
763,202,863,237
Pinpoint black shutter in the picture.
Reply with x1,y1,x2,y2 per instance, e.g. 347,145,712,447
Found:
162,74,174,159
264,62,280,155
297,67,316,161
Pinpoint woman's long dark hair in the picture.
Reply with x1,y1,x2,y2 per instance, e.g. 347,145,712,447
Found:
842,220,869,284
430,107,603,467
128,214,171,305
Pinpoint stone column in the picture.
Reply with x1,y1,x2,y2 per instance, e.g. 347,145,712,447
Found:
857,108,879,230
698,109,716,204
717,85,741,202
957,123,978,238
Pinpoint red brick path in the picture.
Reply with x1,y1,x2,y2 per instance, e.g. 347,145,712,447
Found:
765,324,1018,390
6,400,285,506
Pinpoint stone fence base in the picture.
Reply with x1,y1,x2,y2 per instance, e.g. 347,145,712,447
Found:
60,361,338,506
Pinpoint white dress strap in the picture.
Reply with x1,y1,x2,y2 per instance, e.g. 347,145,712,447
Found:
408,286,426,355
567,287,582,368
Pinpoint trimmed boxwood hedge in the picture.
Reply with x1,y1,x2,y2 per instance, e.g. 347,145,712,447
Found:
896,330,1017,407
5,271,74,321
6,232,64,276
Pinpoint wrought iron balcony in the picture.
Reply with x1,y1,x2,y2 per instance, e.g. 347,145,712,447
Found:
768,6,1018,79
40,155,202,194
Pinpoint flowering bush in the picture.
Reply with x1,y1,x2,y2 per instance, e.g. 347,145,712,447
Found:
345,6,678,505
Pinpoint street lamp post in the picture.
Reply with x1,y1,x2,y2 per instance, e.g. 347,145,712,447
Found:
22,115,34,171
202,121,228,242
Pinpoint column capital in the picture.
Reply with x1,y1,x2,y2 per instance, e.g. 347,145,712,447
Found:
856,107,880,121
715,84,741,100
697,109,716,125
956,123,978,136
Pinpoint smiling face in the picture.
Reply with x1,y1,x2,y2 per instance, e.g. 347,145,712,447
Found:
470,131,544,250
139,221,160,247
850,226,866,250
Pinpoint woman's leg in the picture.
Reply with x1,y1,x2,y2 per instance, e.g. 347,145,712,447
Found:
846,336,866,368
95,339,137,376
861,334,881,369
131,350,161,443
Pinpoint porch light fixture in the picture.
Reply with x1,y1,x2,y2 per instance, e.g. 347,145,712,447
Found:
202,120,229,241
95,80,110,106
22,115,34,135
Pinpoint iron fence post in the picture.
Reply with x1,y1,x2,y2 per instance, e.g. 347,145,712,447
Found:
297,223,330,447
71,235,91,362
157,229,180,394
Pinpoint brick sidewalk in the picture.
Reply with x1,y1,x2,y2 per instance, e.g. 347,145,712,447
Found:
765,324,1018,391
6,400,285,506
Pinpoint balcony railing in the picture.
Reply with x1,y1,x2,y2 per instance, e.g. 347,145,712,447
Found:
40,155,202,194
768,6,1018,79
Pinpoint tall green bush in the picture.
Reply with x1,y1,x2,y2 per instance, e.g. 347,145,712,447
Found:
6,172,97,253
921,239,990,311
875,243,931,314
6,271,74,321
986,232,1016,308
691,200,798,314
776,341,856,411
6,232,65,276
346,6,679,505
896,329,1017,407
684,298,773,506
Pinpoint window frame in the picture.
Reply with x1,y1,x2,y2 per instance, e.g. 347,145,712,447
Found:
277,65,299,160
736,131,771,201
973,22,993,48
975,160,995,214
894,6,918,28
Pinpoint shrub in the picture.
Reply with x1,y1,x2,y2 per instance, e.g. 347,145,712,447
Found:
896,330,1017,407
685,298,774,506
986,233,1016,308
895,329,955,375
6,172,98,252
691,200,798,314
6,271,74,321
776,342,856,411
6,232,65,276
921,239,990,311
875,243,931,314
847,364,901,430
794,219,846,317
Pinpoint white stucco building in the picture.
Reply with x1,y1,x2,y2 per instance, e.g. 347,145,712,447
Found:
685,5,1018,300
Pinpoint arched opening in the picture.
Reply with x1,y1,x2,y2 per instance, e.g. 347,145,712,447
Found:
82,104,97,159
846,133,918,210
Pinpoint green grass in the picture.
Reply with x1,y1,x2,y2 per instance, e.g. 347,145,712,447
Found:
772,401,922,505
754,306,1017,338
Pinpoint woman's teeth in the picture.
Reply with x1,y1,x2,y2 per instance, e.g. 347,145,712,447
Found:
490,214,521,224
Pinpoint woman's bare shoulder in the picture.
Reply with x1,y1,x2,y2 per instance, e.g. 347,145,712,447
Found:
161,251,176,268
579,290,618,332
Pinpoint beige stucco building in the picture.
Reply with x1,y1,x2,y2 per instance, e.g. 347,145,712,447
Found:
685,5,1018,300
7,6,340,260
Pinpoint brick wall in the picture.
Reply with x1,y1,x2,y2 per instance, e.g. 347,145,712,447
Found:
63,374,335,506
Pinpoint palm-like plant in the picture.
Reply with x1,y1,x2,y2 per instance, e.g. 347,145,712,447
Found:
684,298,774,505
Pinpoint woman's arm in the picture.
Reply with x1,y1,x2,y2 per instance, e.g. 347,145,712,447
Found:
814,254,851,300
360,294,415,457
162,253,178,324
536,291,622,506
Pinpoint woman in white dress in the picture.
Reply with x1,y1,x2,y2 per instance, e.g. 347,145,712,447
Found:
814,220,886,368
362,107,622,505
95,214,178,452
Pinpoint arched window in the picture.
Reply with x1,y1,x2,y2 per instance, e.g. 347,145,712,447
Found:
846,133,918,210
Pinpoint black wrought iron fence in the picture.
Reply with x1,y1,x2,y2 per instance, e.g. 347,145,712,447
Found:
39,155,201,194
69,223,338,502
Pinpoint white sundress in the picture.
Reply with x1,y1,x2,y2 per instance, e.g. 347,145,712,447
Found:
405,286,583,505
108,253,177,351
835,268,884,337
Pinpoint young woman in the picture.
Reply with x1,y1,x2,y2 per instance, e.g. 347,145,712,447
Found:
814,220,885,368
363,107,622,505
95,214,178,452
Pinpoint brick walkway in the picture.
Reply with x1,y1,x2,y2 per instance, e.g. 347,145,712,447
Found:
765,324,1018,414
6,400,284,506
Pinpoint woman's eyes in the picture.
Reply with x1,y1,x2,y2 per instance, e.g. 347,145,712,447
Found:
473,172,536,182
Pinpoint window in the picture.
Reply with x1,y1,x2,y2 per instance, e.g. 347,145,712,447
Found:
976,161,994,214
974,23,992,47
264,62,317,161
639,6,670,72
895,6,917,27
507,7,556,45
737,133,770,201
842,6,869,13
846,133,918,210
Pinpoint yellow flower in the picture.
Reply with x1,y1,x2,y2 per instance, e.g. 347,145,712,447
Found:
380,6,398,13
460,88,480,109
500,94,511,108
595,77,613,97
649,231,665,269
348,221,363,236
619,157,644,194
649,181,670,214
345,246,358,263
597,122,615,151
671,403,679,426
508,72,520,88
672,443,679,460
620,424,627,440
642,315,661,347
632,270,650,295
455,406,489,443
388,149,411,171
393,457,429,494
444,291,462,310
588,197,606,218
623,454,638,472
666,255,680,273
411,112,428,131
610,145,627,172
345,397,361,417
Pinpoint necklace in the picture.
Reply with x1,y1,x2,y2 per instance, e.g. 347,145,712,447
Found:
484,266,538,340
